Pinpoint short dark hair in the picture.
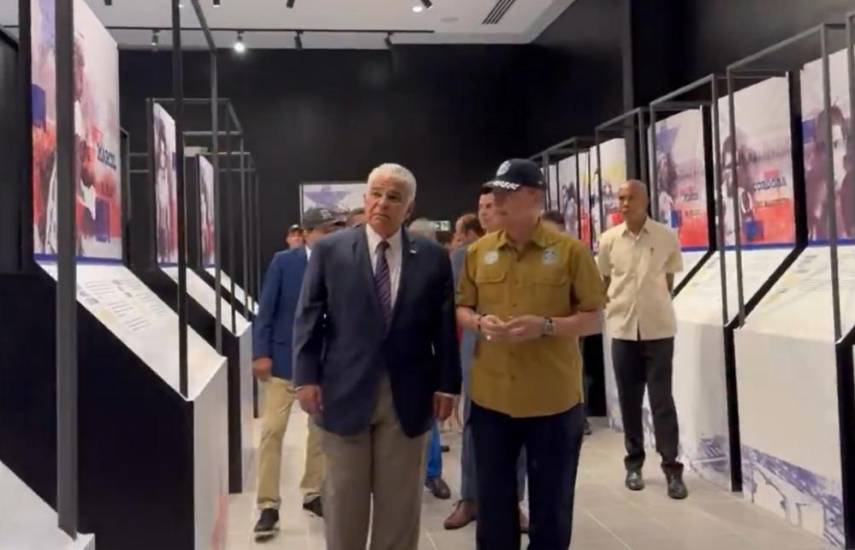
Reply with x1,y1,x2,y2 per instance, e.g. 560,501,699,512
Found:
457,212,483,237
542,210,564,226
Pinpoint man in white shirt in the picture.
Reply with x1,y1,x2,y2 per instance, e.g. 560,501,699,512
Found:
597,180,688,500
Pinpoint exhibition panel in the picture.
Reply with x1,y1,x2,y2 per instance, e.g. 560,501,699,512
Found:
0,1,236,547
207,266,258,316
652,108,711,286
556,155,579,237
548,161,560,211
596,137,627,232
731,29,854,547
578,150,592,248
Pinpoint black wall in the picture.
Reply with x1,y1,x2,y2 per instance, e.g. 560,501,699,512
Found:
119,46,530,272
522,0,629,154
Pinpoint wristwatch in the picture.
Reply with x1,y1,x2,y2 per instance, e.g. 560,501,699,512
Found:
543,317,555,337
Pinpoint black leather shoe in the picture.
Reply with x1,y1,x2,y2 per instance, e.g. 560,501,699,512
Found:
303,495,323,517
441,444,451,453
625,470,645,491
425,477,452,500
254,509,279,539
667,473,689,500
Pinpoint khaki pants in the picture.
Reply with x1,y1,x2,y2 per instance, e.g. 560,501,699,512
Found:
257,377,325,510
322,376,428,550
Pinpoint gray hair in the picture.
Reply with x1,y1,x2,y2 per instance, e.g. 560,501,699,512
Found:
408,218,436,242
367,163,417,202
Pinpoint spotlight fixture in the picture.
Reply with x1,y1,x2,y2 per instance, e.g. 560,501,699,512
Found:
385,32,393,48
233,31,247,54
151,29,159,49
412,0,432,11
295,31,303,50
213,0,220,5
412,5,424,13
286,0,296,7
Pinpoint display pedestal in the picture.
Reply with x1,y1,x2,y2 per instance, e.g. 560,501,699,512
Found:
204,267,258,317
603,248,792,490
161,266,255,495
732,246,854,548
0,460,95,550
0,265,229,550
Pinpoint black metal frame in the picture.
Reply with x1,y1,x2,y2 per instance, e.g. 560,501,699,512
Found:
529,136,595,245
726,22,853,541
594,108,649,237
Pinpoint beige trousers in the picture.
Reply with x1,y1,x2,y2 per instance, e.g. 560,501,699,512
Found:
257,376,325,510
322,376,428,550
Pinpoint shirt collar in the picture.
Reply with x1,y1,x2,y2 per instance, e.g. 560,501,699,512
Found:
496,220,553,250
366,223,403,253
620,217,650,237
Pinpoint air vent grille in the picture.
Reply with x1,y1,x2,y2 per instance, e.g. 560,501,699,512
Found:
482,0,518,25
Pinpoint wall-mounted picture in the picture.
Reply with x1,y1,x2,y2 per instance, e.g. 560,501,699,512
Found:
655,109,709,249
31,0,122,260
300,182,365,219
589,146,602,249
718,77,795,246
199,155,216,267
153,102,178,264
579,151,592,248
801,48,855,243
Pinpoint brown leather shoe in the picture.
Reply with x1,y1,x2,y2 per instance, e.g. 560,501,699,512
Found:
519,508,529,534
444,500,477,530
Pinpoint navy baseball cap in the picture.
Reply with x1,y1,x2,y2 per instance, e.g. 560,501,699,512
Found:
486,159,545,191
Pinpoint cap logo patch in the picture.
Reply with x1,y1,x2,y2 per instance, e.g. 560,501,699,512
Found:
497,161,511,176
484,250,500,265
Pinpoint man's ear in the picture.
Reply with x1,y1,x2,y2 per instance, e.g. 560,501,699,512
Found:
406,201,416,220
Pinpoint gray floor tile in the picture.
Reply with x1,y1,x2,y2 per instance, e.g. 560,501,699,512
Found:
224,413,837,549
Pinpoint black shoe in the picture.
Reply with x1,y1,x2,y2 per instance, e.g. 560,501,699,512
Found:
254,509,279,539
667,473,689,500
441,444,451,453
425,477,452,500
625,470,645,491
303,495,323,517
583,419,592,436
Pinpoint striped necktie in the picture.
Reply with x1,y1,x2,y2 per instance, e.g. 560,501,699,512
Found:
374,240,392,326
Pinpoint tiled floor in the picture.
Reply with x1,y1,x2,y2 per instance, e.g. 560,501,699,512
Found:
226,411,836,549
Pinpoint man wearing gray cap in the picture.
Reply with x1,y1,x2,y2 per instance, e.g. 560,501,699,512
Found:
252,207,346,539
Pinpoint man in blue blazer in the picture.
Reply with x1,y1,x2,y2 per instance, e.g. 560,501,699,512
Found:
252,207,345,539
294,163,461,550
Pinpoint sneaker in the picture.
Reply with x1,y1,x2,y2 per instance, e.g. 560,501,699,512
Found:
254,509,279,539
303,495,323,517
667,473,689,500
625,470,645,491
443,500,477,530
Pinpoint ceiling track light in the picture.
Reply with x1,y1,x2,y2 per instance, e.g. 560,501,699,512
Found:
385,32,393,48
286,0,296,7
233,30,247,54
295,31,303,50
213,0,221,6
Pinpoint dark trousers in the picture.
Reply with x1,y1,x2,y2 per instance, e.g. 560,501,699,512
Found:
612,337,683,475
471,402,585,550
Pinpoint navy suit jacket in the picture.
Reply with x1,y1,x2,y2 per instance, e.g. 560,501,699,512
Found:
253,247,308,380
293,226,461,438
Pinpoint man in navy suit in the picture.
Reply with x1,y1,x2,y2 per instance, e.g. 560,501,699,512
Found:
252,207,346,539
294,163,461,550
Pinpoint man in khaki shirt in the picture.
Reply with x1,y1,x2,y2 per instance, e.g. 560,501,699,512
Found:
457,159,605,550
597,180,688,500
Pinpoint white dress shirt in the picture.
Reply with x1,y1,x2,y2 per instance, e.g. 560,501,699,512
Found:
305,245,311,262
366,223,403,309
